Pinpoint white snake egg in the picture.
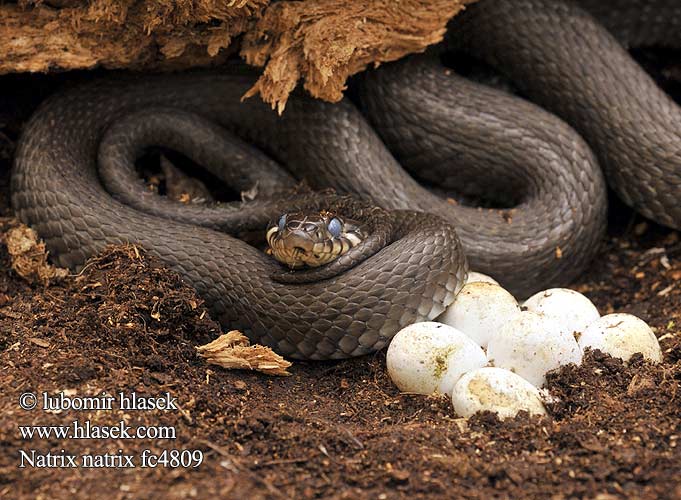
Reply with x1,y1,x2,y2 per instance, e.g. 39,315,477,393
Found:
386,322,488,396
577,313,662,363
523,288,600,336
437,282,521,349
451,367,547,420
487,311,583,387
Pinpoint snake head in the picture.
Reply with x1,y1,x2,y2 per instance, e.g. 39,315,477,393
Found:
266,210,365,269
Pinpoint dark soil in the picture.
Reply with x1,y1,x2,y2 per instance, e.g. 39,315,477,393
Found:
0,72,680,500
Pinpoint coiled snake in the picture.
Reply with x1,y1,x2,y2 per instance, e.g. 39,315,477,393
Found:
11,0,681,359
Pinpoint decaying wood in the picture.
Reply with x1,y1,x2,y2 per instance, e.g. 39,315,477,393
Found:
4,224,68,285
241,0,474,112
1,0,474,110
196,330,292,376
1,1,261,74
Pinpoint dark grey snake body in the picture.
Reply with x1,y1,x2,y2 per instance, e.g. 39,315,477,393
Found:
11,0,681,359
11,75,468,360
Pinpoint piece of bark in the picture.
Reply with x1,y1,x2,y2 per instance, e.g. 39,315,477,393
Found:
4,224,69,285
196,330,292,376
1,1,265,73
241,0,475,113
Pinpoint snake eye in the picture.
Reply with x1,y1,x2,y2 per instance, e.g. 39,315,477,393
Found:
277,214,287,231
328,217,342,237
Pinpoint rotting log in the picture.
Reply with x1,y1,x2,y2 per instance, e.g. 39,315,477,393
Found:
1,0,474,111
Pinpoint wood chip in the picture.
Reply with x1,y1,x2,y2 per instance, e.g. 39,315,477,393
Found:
196,330,292,376
4,224,68,285
28,337,50,348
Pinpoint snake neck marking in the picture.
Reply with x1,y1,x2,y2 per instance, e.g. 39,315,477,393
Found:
266,210,366,269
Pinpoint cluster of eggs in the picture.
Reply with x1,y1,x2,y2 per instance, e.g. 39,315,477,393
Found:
386,273,663,420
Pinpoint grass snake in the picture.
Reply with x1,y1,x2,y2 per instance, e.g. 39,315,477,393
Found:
11,0,681,359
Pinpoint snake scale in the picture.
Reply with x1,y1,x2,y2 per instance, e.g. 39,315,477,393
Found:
11,0,681,359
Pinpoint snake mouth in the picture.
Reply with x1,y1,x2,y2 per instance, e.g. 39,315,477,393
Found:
270,242,335,269
291,246,311,267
